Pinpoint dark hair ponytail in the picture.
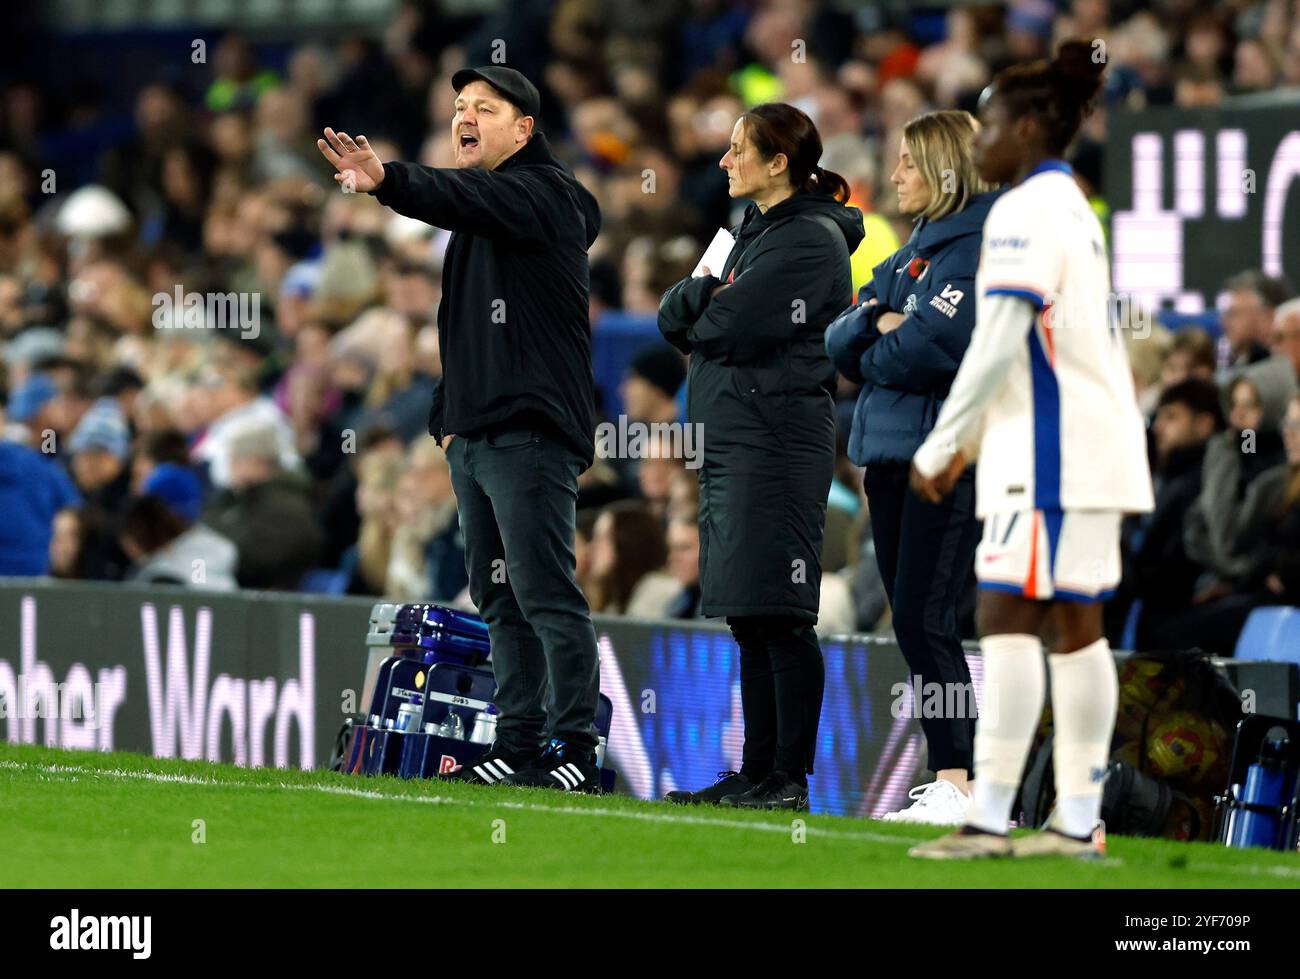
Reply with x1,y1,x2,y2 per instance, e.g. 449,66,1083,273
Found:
990,38,1106,155
809,165,851,202
738,103,852,203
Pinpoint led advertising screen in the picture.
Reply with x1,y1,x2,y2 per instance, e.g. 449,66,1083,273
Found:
1107,104,1300,316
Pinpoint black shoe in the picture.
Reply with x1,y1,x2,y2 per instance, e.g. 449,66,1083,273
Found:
721,771,808,811
445,742,542,786
665,771,754,806
500,739,601,793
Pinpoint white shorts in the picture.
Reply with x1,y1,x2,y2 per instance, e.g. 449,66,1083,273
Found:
975,509,1122,603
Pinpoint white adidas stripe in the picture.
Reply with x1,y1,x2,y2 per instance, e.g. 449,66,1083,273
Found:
551,768,574,789
473,759,516,783
564,763,585,784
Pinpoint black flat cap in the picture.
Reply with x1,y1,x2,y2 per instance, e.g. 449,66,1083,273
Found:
452,66,541,120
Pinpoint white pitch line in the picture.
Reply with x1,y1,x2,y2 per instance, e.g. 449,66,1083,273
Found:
0,759,911,844
4,758,1300,881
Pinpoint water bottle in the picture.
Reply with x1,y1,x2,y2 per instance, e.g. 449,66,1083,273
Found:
469,706,498,744
439,711,465,741
595,735,607,769
1231,736,1290,849
395,698,423,733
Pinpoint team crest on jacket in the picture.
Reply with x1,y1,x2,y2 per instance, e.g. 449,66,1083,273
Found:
903,293,918,314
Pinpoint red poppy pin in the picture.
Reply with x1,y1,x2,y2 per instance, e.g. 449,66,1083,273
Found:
907,257,929,278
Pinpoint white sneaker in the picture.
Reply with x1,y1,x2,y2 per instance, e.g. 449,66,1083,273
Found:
881,781,971,825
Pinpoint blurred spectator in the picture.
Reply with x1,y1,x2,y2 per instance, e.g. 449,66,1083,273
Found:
66,397,132,515
349,447,405,596
1160,326,1217,391
636,432,686,520
819,133,900,294
665,466,700,525
1246,393,1300,606
1129,324,1173,417
663,513,703,619
588,499,674,616
1173,63,1226,108
5,370,59,444
206,34,280,113
385,437,466,602
1272,296,1300,382
620,344,685,424
1185,356,1298,587
203,418,323,590
191,354,300,488
0,383,80,575
316,423,403,568
130,427,191,493
1119,378,1223,648
1160,391,1300,652
47,506,107,580
120,464,238,590
1220,270,1293,374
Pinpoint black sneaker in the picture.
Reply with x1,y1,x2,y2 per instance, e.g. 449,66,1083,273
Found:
721,771,808,811
500,738,601,793
444,742,542,786
665,771,754,806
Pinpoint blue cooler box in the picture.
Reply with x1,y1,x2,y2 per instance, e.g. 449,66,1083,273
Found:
344,603,617,792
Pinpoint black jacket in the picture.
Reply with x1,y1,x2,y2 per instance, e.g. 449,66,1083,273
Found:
1128,441,1209,613
372,133,601,464
658,191,864,620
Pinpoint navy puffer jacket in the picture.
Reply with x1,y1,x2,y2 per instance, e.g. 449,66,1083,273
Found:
824,190,1001,467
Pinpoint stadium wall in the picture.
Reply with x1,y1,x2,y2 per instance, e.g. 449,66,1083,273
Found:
0,579,1293,816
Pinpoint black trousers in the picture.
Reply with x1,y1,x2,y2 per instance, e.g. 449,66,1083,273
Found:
727,614,825,781
863,461,981,778
446,421,599,752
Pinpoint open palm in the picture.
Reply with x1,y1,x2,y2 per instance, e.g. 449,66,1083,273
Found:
317,127,385,194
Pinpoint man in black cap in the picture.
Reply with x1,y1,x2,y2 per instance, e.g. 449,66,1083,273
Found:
317,67,605,793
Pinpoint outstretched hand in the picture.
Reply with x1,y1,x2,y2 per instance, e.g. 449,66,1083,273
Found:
317,128,385,194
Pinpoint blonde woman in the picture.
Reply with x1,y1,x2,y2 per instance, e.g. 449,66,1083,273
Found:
824,109,1000,824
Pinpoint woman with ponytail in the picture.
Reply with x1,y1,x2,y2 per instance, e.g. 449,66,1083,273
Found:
657,102,864,811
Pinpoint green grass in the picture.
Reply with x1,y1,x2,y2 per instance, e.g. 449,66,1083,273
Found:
1,743,1297,888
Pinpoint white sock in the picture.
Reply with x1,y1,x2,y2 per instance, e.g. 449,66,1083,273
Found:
1048,638,1118,838
967,634,1045,835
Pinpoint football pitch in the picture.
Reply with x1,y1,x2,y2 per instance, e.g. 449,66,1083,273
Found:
2,744,1297,889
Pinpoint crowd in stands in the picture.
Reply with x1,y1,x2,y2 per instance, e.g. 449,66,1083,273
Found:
2,1,1299,652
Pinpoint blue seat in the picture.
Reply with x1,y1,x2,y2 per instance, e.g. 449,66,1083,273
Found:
1234,606,1300,664
299,567,350,595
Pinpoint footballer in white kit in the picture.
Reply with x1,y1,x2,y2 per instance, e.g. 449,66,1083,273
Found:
914,158,1154,602
908,40,1154,862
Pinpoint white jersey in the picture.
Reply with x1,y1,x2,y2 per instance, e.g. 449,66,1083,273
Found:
914,161,1154,518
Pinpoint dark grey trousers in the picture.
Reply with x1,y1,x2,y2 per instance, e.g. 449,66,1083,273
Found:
446,422,599,752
